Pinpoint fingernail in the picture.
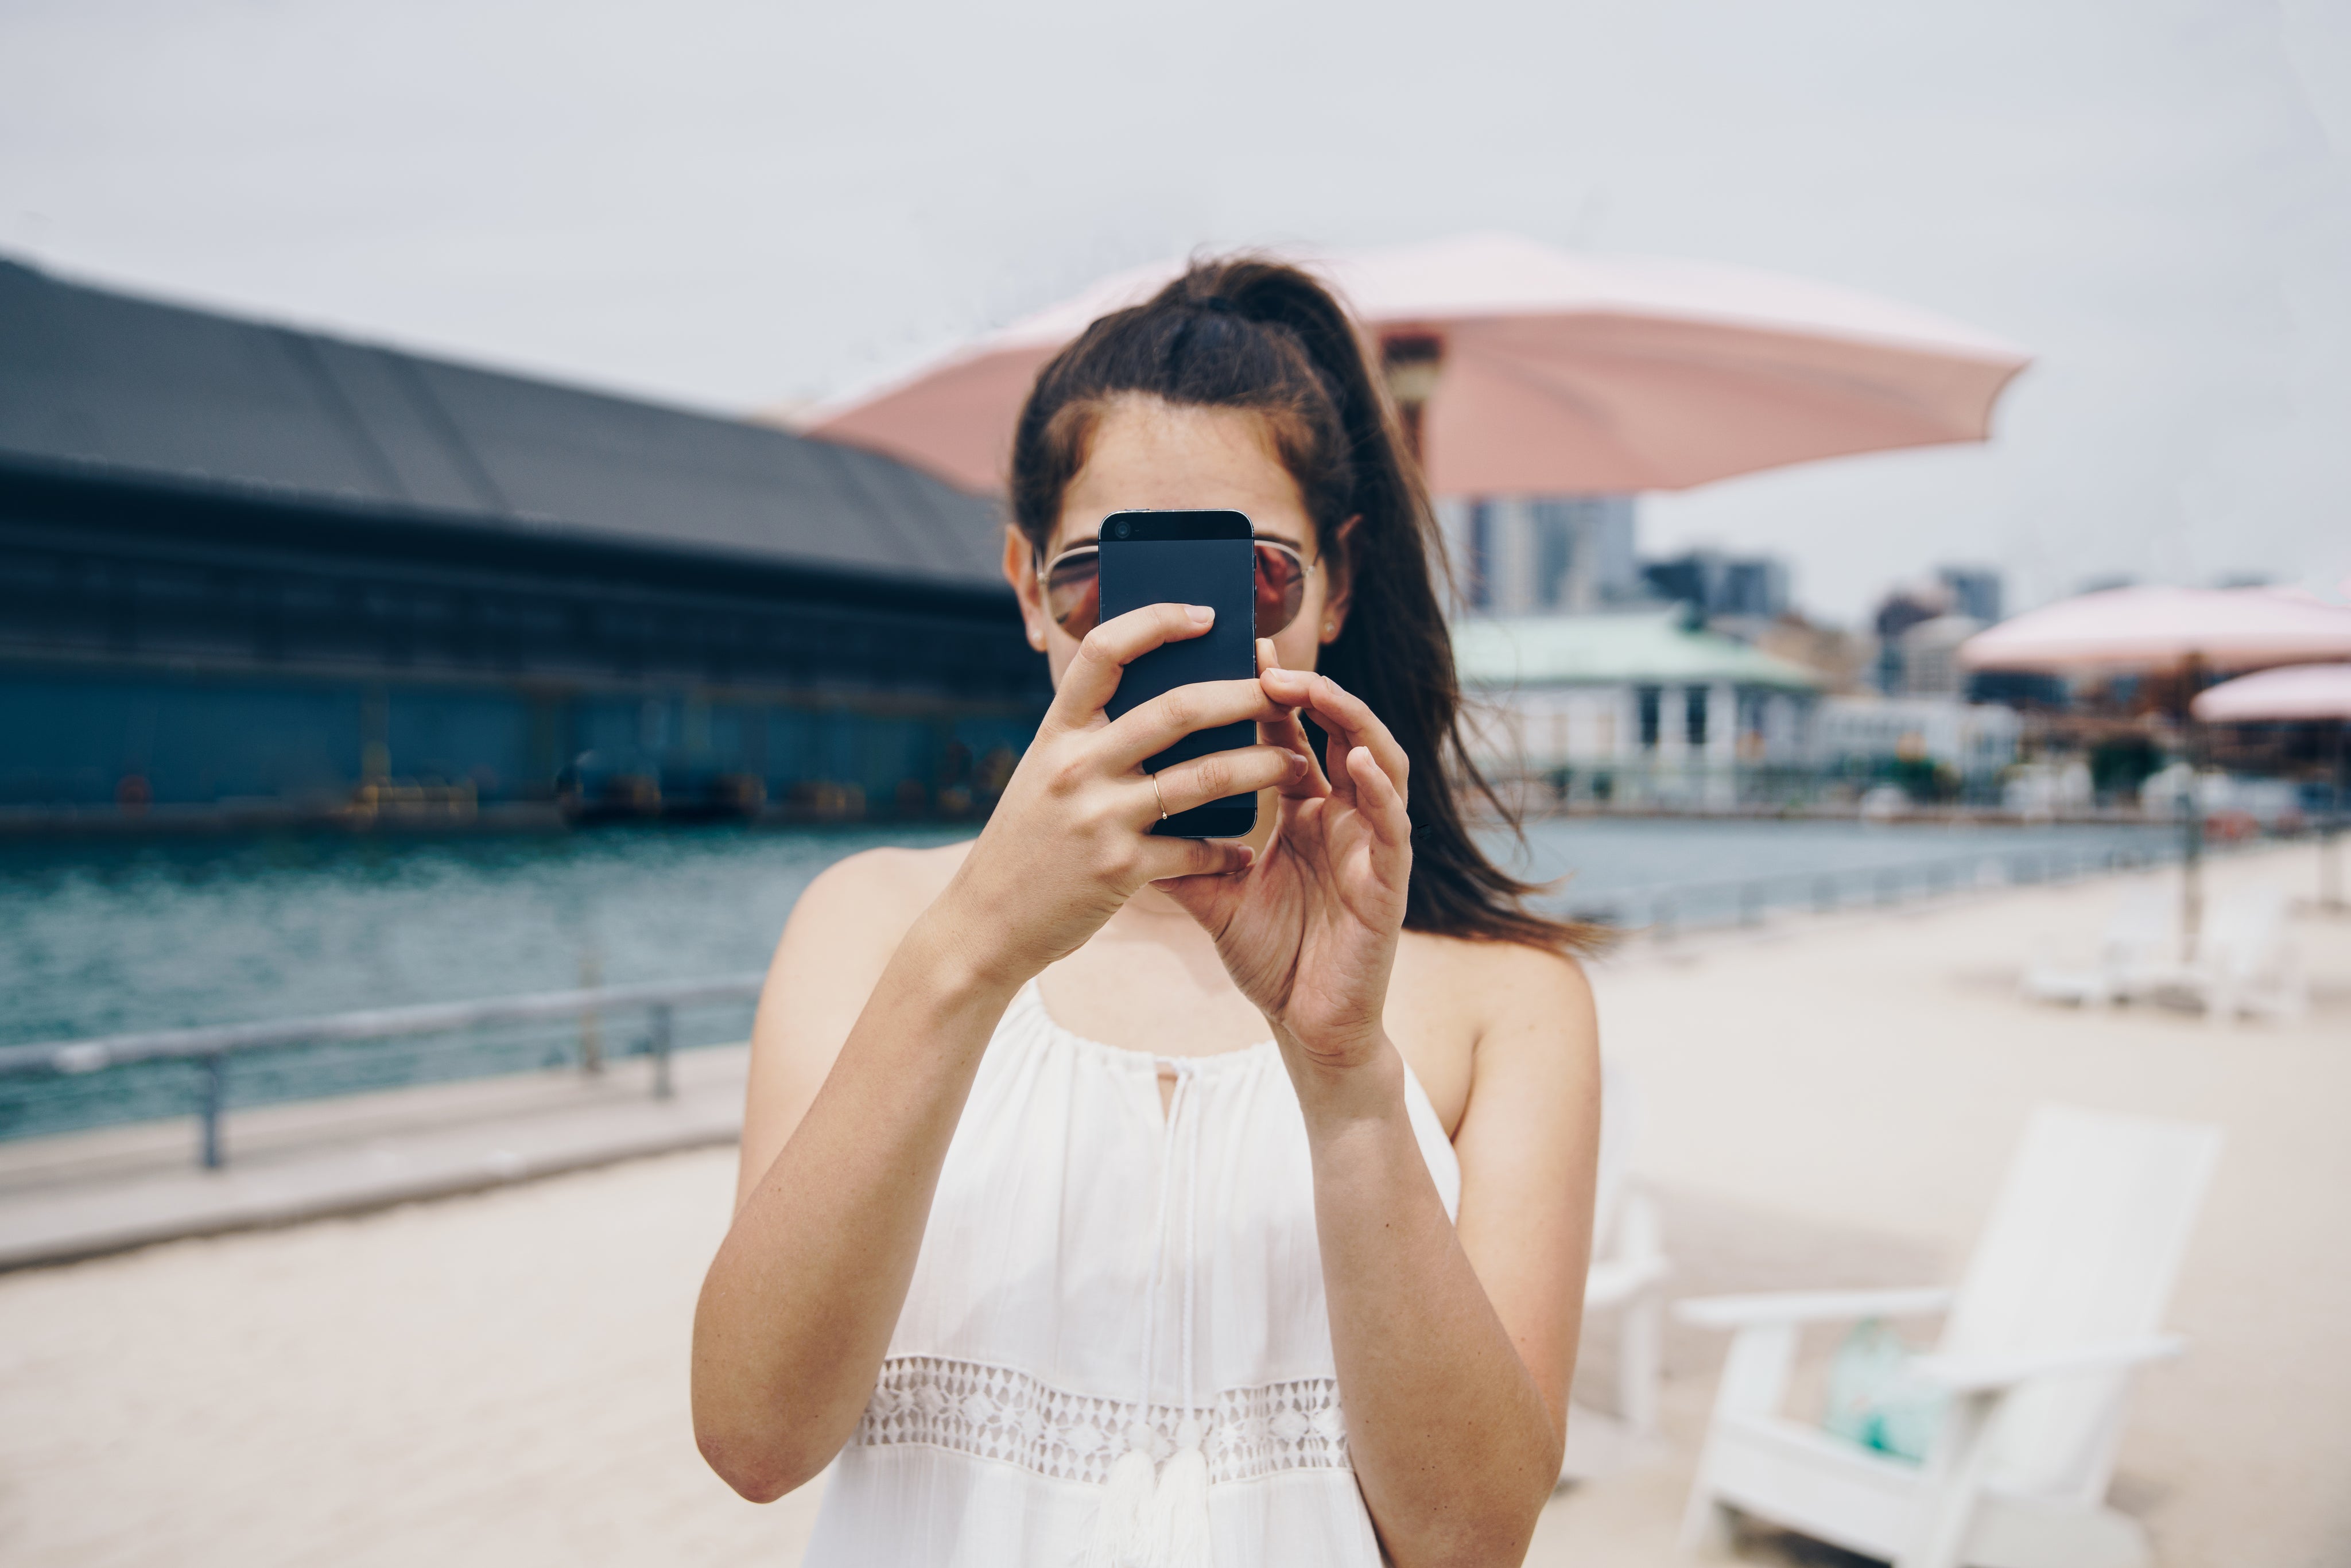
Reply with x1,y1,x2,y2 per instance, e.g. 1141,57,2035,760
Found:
1187,604,1215,625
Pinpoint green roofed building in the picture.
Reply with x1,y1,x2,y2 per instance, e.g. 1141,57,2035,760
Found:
1450,610,1822,805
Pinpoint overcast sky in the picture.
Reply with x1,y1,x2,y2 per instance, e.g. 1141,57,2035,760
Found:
3,0,2345,622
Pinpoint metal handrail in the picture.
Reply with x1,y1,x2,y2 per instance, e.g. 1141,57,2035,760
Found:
0,975,766,1077
0,974,767,1169
1559,839,2187,937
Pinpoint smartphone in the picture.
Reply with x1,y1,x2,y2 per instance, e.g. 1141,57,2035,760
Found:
1097,509,1260,840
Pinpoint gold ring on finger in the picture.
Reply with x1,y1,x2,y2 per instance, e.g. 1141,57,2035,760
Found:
1150,772,1169,821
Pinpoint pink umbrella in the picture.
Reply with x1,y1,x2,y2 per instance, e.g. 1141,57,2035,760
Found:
1962,588,2351,946
806,232,2030,496
2194,664,2351,910
1961,586,2351,673
2191,662,2351,723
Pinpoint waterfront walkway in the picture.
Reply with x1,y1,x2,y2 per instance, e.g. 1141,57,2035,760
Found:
0,1046,747,1269
0,842,2342,1566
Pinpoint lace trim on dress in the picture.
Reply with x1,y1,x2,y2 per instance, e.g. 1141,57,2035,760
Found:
852,1356,1351,1487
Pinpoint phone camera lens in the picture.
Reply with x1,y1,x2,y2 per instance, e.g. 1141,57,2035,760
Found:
1112,520,1130,539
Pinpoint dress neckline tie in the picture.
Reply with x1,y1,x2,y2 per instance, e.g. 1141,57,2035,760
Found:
1086,1060,1215,1568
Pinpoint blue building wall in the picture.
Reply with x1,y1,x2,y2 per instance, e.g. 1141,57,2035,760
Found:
3,674,367,806
0,668,1038,818
383,690,532,798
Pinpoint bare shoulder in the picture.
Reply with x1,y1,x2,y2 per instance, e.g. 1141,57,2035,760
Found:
762,837,974,1020
763,836,975,1036
786,837,974,944
736,837,975,1209
1462,937,1596,1034
1458,940,1599,1108
1388,933,1596,1136
1391,932,1595,1045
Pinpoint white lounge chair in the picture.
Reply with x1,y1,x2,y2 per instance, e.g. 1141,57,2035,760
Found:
2024,886,2305,1024
2022,892,2172,1007
1560,1058,1670,1482
1675,1104,2221,1568
2142,886,2306,1025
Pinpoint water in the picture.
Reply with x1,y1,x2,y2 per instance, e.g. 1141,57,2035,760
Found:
0,817,2174,1140
0,825,960,1140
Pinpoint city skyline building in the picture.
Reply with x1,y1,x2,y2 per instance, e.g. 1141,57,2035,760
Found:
1937,564,2004,624
1868,564,2007,696
1642,548,1791,620
1446,495,1643,616
1443,498,1809,632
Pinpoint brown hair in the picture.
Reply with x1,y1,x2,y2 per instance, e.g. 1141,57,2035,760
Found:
1010,256,1600,954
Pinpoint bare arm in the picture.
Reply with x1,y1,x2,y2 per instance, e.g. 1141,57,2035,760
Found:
1306,957,1597,1567
1166,655,1596,1565
692,884,1015,1501
690,604,1297,1501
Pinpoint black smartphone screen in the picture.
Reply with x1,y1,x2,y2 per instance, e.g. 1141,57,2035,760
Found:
1097,509,1259,840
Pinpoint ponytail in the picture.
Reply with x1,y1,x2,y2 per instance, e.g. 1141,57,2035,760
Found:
1010,256,1600,955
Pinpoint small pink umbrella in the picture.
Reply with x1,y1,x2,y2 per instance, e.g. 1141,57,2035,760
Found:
806,232,2030,496
2195,663,2351,909
2191,662,2351,723
1961,586,2351,673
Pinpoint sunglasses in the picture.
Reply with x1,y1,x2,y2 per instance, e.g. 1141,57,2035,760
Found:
1038,537,1317,641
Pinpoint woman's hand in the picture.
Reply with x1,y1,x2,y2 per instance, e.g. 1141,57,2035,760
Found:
929,605,1306,989
1155,640,1413,1072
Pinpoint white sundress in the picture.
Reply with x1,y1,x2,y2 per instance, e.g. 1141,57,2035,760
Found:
802,977,1463,1567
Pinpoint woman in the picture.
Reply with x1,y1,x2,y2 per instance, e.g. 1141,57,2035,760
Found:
693,258,1601,1567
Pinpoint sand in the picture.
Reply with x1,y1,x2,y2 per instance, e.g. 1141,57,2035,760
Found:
1,841,2343,1567
1541,841,2351,1568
